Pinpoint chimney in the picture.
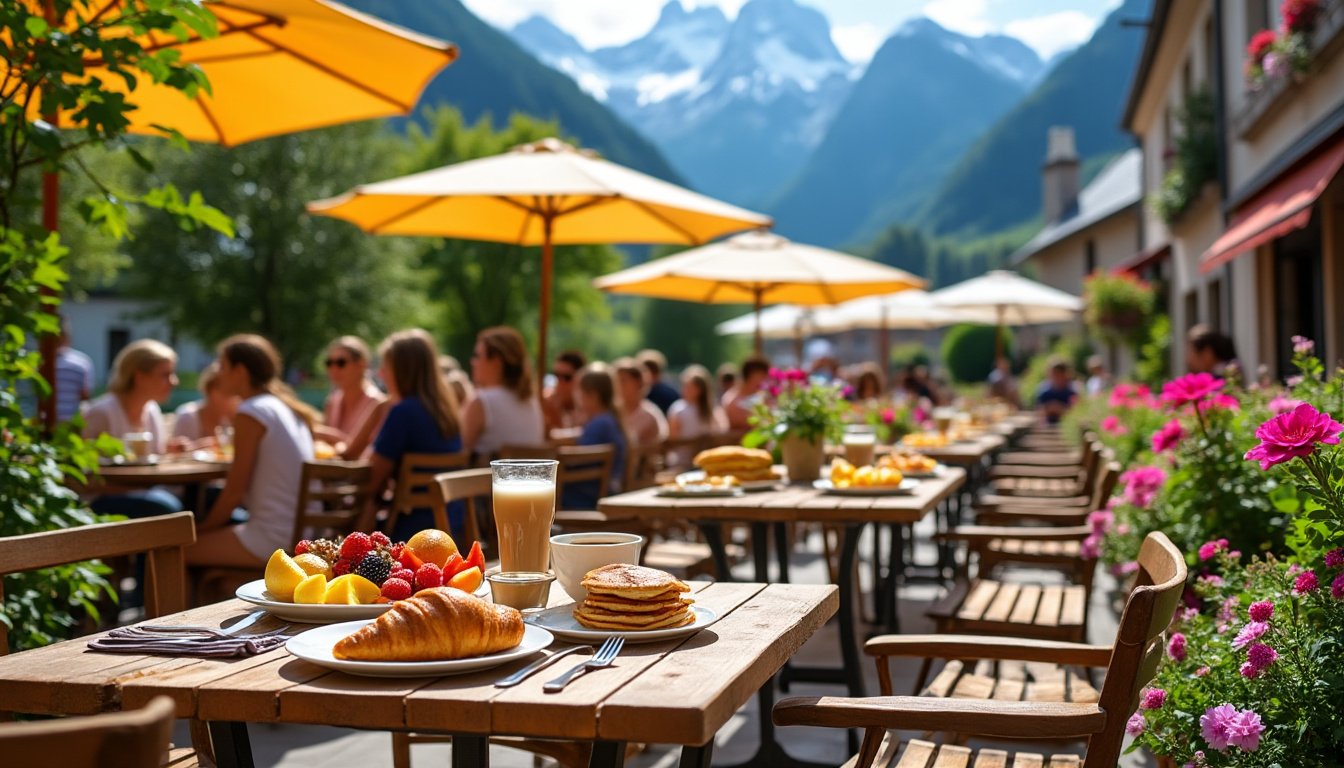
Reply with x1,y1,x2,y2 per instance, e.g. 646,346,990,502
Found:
1042,126,1080,225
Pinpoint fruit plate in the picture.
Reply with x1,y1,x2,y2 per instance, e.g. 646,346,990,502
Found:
812,478,920,496
676,470,782,492
525,604,719,644
236,580,392,624
286,620,554,677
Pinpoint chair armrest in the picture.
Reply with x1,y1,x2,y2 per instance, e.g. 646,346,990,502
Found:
862,634,1112,666
773,696,1107,739
934,525,1091,543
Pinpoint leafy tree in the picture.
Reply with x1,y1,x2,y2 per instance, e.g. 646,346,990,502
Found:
637,297,750,372
398,107,623,361
1,0,230,650
941,323,1014,383
119,121,425,371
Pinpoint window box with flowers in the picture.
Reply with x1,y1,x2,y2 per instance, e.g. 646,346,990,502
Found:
1236,0,1344,138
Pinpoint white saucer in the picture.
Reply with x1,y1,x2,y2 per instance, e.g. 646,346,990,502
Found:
286,620,553,677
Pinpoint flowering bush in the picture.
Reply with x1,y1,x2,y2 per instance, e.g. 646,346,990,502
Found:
858,401,913,443
744,368,848,448
1084,270,1157,347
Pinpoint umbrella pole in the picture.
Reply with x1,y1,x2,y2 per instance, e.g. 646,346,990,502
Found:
538,214,554,396
994,305,1005,363
38,27,59,435
753,288,763,356
877,308,889,379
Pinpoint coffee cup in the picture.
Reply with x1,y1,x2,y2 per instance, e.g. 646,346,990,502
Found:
550,532,644,602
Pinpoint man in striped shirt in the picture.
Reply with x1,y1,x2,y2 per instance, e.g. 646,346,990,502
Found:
55,321,94,422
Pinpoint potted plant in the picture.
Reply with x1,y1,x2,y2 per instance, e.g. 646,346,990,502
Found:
745,369,847,482
1084,270,1157,348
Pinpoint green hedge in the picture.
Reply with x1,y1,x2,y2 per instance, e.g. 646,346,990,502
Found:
941,324,1013,383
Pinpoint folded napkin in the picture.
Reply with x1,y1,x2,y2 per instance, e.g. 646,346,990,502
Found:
86,627,288,658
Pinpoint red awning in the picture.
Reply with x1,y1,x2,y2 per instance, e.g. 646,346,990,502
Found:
1115,243,1171,274
1201,136,1344,273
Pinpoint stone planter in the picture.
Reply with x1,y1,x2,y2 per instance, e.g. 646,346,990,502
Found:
780,434,825,483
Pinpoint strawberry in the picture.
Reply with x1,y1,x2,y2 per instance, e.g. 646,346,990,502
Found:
441,553,466,579
414,563,443,590
380,578,413,601
465,541,485,575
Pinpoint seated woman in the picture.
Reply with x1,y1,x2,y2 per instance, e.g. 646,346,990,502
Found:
462,326,545,458
667,364,726,468
363,329,465,541
83,339,185,518
562,363,627,510
316,336,386,459
186,335,317,567
614,357,668,449
171,362,240,447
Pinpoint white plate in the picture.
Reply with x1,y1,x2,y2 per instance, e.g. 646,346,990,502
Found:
525,604,719,644
895,464,947,479
237,579,490,623
812,478,920,496
286,620,554,677
656,485,744,498
676,470,782,492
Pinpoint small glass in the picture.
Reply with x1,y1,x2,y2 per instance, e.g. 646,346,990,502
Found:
490,459,559,573
487,571,554,612
214,424,235,460
932,407,955,438
123,431,154,461
841,424,877,467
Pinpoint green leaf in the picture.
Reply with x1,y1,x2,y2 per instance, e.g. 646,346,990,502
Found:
25,16,49,38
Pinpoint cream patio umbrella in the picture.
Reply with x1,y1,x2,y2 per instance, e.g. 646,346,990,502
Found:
716,304,844,363
593,230,925,353
824,290,991,364
307,138,771,376
930,270,1084,358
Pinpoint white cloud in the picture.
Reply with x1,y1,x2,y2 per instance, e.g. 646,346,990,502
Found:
1004,11,1101,59
922,0,991,36
831,22,884,63
461,0,747,50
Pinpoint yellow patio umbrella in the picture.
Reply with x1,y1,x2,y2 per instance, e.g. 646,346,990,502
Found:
306,137,772,376
593,230,925,353
17,0,458,430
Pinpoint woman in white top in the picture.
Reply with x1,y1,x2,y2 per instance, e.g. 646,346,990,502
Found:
614,357,668,450
83,339,185,518
187,334,317,567
315,336,386,458
667,364,727,466
171,362,240,445
462,326,544,456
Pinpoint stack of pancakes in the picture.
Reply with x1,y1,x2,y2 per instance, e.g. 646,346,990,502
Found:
693,446,777,483
574,564,694,631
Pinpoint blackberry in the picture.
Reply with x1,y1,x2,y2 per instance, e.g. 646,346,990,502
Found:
353,551,392,585
308,538,341,565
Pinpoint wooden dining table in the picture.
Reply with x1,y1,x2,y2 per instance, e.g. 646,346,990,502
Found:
0,581,837,768
90,458,231,515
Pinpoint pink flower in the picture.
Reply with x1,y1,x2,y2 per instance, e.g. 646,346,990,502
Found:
1141,688,1167,709
1126,711,1146,736
1120,466,1166,507
1100,415,1127,435
1332,572,1344,599
1086,510,1113,533
1199,393,1241,413
1151,419,1184,453
1284,0,1322,33
1325,548,1344,568
1268,395,1303,415
1294,570,1319,595
1168,632,1187,661
1243,642,1278,677
1162,373,1224,408
1195,665,1211,676
1291,334,1316,355
880,408,895,424
1112,561,1139,577
1287,374,1305,387
1199,539,1229,561
1248,601,1274,622
1244,403,1344,470
1247,29,1276,62
1080,532,1102,560
1202,704,1264,752
1232,620,1268,649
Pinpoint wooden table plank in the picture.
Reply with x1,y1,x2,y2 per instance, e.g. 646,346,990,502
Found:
196,657,330,722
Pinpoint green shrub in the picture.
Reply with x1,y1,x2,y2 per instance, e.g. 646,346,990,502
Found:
941,324,1013,383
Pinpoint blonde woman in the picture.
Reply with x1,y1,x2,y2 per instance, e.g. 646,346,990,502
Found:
667,364,727,466
463,326,544,456
318,336,386,446
171,362,240,446
187,335,317,567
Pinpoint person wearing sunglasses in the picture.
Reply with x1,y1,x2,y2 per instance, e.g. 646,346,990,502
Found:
542,349,587,432
317,335,386,453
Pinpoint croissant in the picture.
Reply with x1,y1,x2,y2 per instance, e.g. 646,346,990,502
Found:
333,587,524,661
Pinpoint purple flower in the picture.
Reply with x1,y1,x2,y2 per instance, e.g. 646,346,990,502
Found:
1120,466,1166,508
1168,632,1187,661
1268,395,1303,415
1141,688,1167,709
1232,620,1268,649
1248,601,1274,622
1332,572,1344,600
1198,539,1229,561
1202,704,1264,752
1244,642,1278,676
1151,419,1184,453
1126,711,1146,736
1294,570,1319,595
1244,403,1344,470
1325,548,1344,568
1162,373,1225,407
1292,335,1315,354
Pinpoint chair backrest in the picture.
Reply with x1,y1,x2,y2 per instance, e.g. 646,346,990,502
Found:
292,461,375,543
559,444,616,498
390,451,470,533
1077,439,1103,489
430,468,492,547
0,694,175,766
1088,456,1121,510
0,513,196,656
1087,531,1187,767
496,445,558,461
623,440,664,492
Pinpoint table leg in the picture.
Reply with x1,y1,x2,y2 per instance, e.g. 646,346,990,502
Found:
773,521,791,583
885,524,905,634
698,523,734,582
451,734,489,768
679,740,715,768
750,522,770,582
207,722,254,768
837,524,866,700
588,740,627,768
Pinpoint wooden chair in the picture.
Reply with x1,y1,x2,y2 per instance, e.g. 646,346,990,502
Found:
774,532,1187,768
0,695,176,768
428,467,491,549
291,461,375,543
987,440,1102,498
387,451,470,534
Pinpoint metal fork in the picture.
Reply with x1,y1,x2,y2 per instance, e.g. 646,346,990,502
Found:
542,636,624,692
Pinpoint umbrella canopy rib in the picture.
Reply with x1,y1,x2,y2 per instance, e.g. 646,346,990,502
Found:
626,196,706,245
368,195,444,234
243,28,414,112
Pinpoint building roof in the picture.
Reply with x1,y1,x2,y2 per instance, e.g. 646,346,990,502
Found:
1012,148,1142,266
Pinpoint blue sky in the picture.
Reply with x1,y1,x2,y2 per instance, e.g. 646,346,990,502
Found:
462,0,1124,62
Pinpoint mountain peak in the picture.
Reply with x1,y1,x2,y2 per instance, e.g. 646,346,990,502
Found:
655,1,726,26
511,14,586,58
887,16,1042,86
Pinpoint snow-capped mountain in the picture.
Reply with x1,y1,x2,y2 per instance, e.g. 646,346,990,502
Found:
891,18,1045,88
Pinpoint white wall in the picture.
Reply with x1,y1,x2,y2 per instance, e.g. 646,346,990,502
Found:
63,296,214,388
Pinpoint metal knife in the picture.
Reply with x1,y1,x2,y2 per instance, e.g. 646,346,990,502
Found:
495,645,594,688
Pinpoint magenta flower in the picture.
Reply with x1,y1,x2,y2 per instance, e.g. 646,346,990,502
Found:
1100,415,1126,435
1294,570,1319,595
1168,632,1187,661
1198,539,1229,561
1202,704,1264,752
1120,466,1166,508
1162,373,1225,407
1112,561,1139,577
1248,601,1274,622
1199,393,1241,413
1151,419,1184,453
1232,620,1268,649
1325,548,1344,568
1332,573,1344,600
1125,711,1146,736
1080,532,1102,560
880,408,895,424
1268,395,1303,415
1244,642,1278,675
1292,334,1315,355
1141,688,1167,709
1244,403,1344,470
1195,665,1210,676
1087,509,1113,533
